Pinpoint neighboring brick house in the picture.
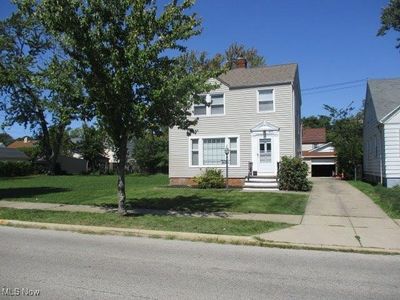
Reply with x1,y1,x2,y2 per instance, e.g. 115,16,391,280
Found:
302,128,336,177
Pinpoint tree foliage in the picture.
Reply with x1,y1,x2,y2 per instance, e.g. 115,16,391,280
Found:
132,131,168,174
224,42,265,68
183,42,266,72
378,0,400,49
38,0,222,213
0,2,85,174
324,103,363,179
302,115,331,129
0,132,13,146
70,125,107,172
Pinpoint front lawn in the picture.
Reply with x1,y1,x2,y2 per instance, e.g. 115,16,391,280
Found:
0,208,290,236
0,174,308,215
349,180,400,219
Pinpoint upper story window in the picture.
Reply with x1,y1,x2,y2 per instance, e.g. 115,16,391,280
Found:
257,89,274,112
210,94,224,115
193,95,207,116
192,94,225,117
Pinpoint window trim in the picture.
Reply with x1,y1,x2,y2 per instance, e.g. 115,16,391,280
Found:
192,93,225,117
257,89,275,113
188,135,240,168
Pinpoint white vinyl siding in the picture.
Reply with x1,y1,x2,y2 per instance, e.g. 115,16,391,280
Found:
363,90,400,181
257,89,274,112
170,79,298,178
363,91,383,177
384,124,400,178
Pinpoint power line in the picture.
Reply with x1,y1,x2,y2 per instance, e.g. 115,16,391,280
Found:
302,83,365,96
301,78,367,92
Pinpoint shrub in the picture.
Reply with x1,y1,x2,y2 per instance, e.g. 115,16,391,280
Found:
277,156,311,191
0,161,34,177
194,168,225,189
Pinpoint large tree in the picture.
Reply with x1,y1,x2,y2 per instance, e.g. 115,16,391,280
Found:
224,42,265,68
70,125,107,172
378,0,400,49
324,103,363,179
0,3,85,174
183,42,266,71
0,132,13,146
39,0,221,214
133,130,168,174
302,115,331,129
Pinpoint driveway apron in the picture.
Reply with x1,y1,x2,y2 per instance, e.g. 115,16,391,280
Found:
259,178,400,250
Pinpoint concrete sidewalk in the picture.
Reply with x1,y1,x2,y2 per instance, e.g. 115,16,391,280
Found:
0,200,302,224
259,178,400,250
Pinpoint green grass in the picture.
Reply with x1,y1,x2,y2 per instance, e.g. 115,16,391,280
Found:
349,180,400,219
0,174,308,215
0,208,290,236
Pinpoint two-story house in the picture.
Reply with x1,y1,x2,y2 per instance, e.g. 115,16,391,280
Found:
169,59,302,190
363,79,400,187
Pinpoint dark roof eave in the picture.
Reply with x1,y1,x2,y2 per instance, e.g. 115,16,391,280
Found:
221,81,293,90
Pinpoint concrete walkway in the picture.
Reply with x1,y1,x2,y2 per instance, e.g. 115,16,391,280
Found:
259,178,400,250
0,200,301,224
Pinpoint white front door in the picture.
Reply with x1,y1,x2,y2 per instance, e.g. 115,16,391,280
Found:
251,133,279,175
258,137,273,173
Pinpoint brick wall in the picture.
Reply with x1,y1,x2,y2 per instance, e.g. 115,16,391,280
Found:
169,177,245,187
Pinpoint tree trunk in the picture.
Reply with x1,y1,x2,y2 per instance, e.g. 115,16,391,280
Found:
116,137,128,215
49,124,65,175
37,112,52,168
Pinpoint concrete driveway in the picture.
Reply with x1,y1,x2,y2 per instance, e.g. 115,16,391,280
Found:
260,178,400,250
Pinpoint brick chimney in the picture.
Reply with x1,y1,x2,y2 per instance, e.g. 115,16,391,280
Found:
234,57,247,69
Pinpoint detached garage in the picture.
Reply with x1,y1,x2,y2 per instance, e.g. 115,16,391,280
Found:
302,143,337,177
302,128,337,177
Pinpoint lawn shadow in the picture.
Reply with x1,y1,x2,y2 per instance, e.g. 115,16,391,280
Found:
0,187,71,199
99,195,234,213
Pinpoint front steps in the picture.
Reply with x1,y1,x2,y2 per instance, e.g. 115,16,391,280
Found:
243,175,279,191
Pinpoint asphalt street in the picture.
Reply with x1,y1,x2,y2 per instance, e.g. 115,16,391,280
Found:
0,226,399,299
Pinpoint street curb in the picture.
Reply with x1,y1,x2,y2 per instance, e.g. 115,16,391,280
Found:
1,219,399,255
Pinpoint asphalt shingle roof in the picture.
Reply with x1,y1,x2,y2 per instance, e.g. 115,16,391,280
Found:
0,148,28,161
302,128,326,144
368,79,400,121
7,139,37,149
217,63,298,88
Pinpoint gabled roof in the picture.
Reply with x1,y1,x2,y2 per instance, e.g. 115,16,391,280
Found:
302,128,326,144
302,142,336,158
0,148,28,161
250,120,280,132
367,79,400,122
217,63,298,89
